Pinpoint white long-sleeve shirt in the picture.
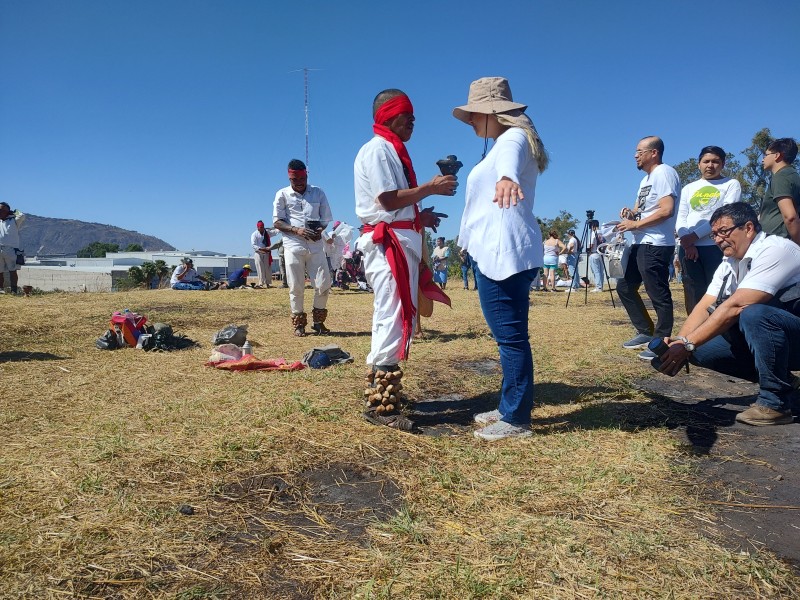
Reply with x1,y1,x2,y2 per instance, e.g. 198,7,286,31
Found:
459,127,543,281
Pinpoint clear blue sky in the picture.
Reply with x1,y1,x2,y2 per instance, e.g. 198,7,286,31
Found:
2,0,797,255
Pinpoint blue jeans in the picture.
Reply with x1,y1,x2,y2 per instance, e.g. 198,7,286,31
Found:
473,263,536,425
690,304,800,410
566,254,580,288
172,281,206,290
589,253,604,290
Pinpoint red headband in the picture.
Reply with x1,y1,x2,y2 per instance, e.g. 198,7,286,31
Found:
288,169,307,177
374,95,414,125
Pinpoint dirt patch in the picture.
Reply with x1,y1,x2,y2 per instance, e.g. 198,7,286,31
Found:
462,359,501,376
634,369,800,570
211,463,403,548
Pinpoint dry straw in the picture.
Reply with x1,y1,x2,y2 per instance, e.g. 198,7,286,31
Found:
0,286,797,598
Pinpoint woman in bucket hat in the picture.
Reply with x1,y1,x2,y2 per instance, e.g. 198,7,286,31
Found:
454,77,549,441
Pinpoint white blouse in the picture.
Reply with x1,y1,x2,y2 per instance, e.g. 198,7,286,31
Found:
458,127,543,281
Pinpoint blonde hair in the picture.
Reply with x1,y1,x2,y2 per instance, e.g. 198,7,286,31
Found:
495,110,549,172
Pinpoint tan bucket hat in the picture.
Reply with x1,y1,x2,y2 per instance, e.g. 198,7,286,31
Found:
452,77,527,124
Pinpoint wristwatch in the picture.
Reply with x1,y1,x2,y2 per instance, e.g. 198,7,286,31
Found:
675,336,695,352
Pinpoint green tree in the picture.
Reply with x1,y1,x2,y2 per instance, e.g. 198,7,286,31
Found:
537,210,578,240
126,265,147,288
140,261,158,288
77,241,120,258
154,260,170,288
124,243,144,252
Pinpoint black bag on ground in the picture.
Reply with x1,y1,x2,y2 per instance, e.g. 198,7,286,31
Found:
211,324,248,346
95,329,120,350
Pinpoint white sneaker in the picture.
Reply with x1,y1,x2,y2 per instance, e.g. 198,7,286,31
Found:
473,409,502,425
474,421,532,441
591,288,602,293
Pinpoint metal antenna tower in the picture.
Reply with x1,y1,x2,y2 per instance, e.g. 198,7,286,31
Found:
290,67,320,167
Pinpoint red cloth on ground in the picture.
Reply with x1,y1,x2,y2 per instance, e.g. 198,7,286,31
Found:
205,355,306,371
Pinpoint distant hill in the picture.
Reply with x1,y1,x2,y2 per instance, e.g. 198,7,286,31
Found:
18,214,176,256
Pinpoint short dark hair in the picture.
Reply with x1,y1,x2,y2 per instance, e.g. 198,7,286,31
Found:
698,145,726,163
767,138,798,164
0,202,9,211
436,236,445,242
288,159,306,171
372,89,406,120
710,202,762,234
641,136,665,157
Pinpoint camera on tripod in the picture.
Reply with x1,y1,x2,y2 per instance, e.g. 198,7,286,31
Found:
586,210,599,229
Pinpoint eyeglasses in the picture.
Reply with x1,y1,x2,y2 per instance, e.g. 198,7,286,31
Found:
764,151,778,157
634,148,654,156
709,223,744,240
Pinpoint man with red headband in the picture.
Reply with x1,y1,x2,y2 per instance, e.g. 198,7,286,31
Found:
273,159,333,336
251,220,273,288
354,88,457,429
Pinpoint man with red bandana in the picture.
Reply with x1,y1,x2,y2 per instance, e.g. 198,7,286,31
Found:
354,88,457,428
273,159,333,336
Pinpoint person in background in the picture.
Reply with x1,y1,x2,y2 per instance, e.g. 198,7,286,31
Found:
564,229,581,288
758,137,800,245
453,76,548,441
542,230,565,292
170,258,214,290
219,264,252,289
0,202,25,294
459,248,476,290
431,236,450,289
251,220,273,288
615,136,680,360
676,145,741,313
272,158,333,336
587,221,606,292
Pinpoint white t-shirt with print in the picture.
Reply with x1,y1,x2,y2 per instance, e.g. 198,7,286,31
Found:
676,177,742,246
632,163,680,246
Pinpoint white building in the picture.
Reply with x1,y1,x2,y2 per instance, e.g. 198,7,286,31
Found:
15,251,268,292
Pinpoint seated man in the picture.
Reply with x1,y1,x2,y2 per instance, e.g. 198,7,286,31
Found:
170,258,210,290
220,264,252,289
654,202,800,426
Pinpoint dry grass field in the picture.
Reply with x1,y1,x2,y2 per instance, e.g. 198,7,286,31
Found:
1,285,798,599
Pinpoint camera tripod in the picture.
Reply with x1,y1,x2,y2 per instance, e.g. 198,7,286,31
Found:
565,213,616,308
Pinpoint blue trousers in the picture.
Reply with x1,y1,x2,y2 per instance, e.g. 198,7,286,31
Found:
690,304,800,410
473,263,536,425
172,281,206,290
589,253,604,290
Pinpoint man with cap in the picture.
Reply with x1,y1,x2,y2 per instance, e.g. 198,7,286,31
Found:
170,257,211,290
0,202,25,294
251,220,273,288
273,159,333,336
354,88,456,428
220,264,252,289
565,229,581,288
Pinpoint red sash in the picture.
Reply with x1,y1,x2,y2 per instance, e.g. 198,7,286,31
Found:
362,220,450,361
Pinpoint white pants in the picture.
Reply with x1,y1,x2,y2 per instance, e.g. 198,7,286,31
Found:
284,246,331,314
0,246,17,272
362,236,419,367
253,251,271,286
